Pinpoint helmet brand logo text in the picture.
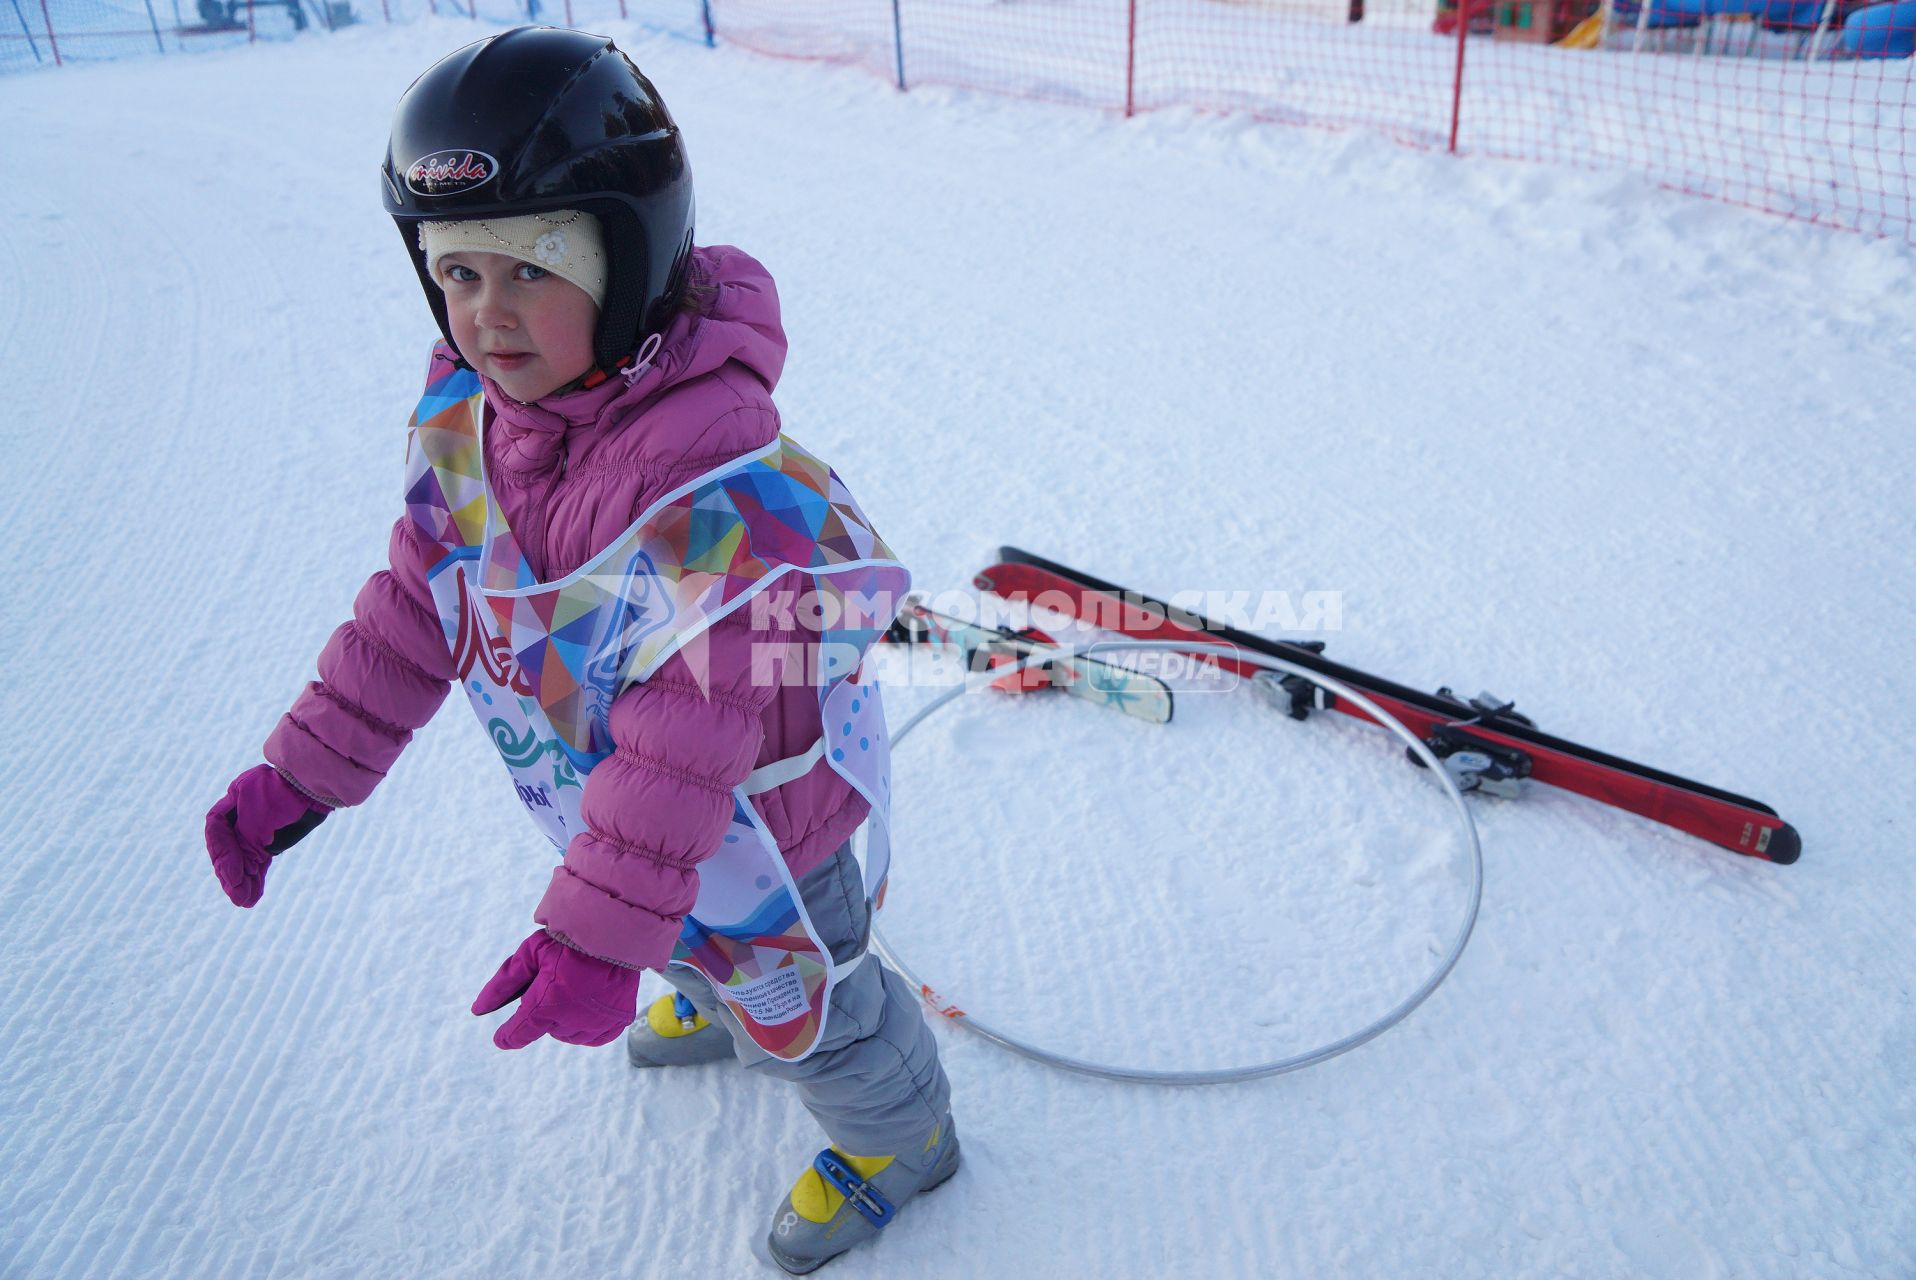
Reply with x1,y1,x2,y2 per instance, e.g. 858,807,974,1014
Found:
406,150,498,196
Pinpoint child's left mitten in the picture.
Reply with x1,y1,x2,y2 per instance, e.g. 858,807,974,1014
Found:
203,765,331,908
471,930,642,1050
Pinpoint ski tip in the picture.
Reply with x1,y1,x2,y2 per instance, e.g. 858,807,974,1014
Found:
1765,822,1802,866
976,546,1039,594
992,545,1063,575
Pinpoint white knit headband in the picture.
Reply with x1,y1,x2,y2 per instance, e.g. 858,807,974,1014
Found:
418,210,607,307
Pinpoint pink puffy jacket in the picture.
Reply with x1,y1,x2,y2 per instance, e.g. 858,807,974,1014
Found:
264,245,873,971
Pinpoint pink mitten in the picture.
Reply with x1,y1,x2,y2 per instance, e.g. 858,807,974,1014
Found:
472,930,642,1050
204,765,330,908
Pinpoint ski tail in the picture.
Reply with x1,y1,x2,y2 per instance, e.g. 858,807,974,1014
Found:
885,595,1174,725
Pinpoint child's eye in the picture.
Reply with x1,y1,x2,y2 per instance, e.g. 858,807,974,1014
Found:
516,264,550,281
444,264,478,284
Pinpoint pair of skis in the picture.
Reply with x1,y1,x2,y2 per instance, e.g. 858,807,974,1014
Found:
885,547,1799,864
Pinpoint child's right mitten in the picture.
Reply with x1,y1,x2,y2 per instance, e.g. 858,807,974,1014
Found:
203,765,330,908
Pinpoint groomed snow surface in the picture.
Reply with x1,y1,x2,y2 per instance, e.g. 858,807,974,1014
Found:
5,19,1915,1279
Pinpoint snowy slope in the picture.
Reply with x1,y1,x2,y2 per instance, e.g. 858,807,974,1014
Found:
3,19,1914,1279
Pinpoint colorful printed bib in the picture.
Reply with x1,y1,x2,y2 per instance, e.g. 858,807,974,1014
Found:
404,345,909,1061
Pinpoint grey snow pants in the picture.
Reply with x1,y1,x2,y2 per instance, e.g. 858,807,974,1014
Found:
661,840,952,1157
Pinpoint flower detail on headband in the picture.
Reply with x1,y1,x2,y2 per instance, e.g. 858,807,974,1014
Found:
533,230,568,266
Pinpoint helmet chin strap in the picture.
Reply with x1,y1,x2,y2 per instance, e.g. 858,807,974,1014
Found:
580,331,664,390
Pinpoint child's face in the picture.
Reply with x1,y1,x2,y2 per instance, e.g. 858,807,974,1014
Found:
436,251,599,402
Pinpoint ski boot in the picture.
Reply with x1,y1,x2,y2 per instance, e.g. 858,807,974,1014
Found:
625,992,732,1068
765,1116,961,1274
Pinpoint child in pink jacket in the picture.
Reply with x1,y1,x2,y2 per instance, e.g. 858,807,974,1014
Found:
201,28,954,1274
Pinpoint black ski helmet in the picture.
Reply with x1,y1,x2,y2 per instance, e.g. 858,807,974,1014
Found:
381,27,694,371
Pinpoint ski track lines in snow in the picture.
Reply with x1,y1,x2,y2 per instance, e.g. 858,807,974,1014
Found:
1,66,420,1280
6,21,1916,1280
5,75,344,1272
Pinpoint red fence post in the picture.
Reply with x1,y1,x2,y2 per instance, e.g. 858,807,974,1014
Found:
565,0,573,23
246,0,257,42
1124,0,1138,118
38,0,61,64
467,0,475,17
1448,0,1471,154
381,0,390,18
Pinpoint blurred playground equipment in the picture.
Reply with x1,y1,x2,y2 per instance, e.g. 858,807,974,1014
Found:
1543,0,1912,56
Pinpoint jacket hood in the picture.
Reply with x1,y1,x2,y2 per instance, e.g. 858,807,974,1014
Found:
482,244,786,475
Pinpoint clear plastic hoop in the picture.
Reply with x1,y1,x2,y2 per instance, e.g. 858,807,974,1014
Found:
871,639,1484,1086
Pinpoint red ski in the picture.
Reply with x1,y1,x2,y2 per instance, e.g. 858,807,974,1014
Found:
974,546,1799,864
